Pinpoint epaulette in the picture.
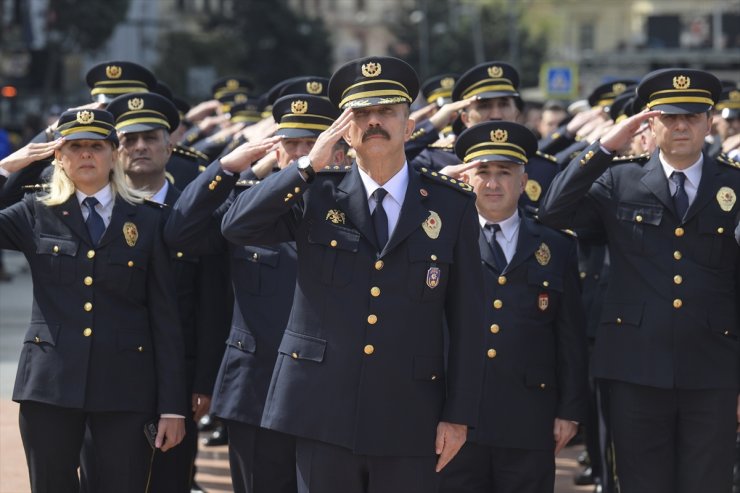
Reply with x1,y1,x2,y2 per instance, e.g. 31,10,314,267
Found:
535,150,558,163
409,127,427,140
717,152,740,170
174,145,209,162
318,165,352,174
532,215,578,239
612,153,650,165
235,179,260,188
21,183,50,192
428,141,454,150
143,198,168,209
418,167,474,193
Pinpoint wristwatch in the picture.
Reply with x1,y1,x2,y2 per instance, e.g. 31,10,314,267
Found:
297,155,316,182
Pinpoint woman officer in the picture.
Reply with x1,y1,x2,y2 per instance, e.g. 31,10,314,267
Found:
0,109,186,493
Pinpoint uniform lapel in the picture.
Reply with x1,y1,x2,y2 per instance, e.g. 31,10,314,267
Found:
98,197,137,248
382,167,429,255
335,164,377,248
683,155,719,223
53,195,93,246
640,152,676,216
503,215,540,274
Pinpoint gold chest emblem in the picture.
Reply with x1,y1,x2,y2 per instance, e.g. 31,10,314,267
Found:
525,179,542,202
105,65,122,79
306,81,323,94
127,97,144,111
123,222,139,247
361,62,382,78
422,211,442,239
291,100,308,114
487,66,503,78
76,111,95,124
490,129,508,143
535,242,551,266
673,76,691,90
325,209,346,225
716,186,736,212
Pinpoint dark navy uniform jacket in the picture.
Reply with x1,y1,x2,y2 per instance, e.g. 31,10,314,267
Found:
539,143,740,389
0,178,187,415
220,162,485,456
164,161,297,426
472,214,587,450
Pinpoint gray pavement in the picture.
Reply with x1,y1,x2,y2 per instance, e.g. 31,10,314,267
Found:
0,249,592,493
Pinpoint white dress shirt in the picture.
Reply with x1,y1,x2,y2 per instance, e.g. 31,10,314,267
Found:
358,164,409,241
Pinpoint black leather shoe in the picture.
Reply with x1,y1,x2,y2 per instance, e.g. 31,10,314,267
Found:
203,428,228,447
197,414,216,432
577,450,590,466
574,467,595,486
191,480,207,493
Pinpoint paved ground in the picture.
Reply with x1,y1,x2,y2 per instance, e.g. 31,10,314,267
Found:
0,250,594,492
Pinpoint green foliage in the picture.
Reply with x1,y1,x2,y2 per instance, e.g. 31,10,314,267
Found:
48,0,130,50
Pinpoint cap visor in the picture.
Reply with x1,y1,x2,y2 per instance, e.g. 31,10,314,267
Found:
476,154,525,165
62,131,116,142
343,96,410,109
653,103,712,115
275,128,321,139
474,90,520,101
118,123,167,133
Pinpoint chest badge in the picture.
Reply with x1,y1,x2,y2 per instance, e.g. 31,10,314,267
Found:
716,187,736,212
325,209,346,224
123,222,139,247
525,179,542,202
426,266,441,289
538,293,549,311
422,211,442,239
535,242,551,266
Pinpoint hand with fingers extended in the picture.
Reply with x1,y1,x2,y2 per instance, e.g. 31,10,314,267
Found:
220,135,283,174
0,138,65,174
439,160,482,182
600,109,662,154
435,421,467,472
566,107,604,137
306,107,354,172
427,98,474,132
185,99,220,124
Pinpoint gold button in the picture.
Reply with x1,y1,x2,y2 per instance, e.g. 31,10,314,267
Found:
127,260,134,267
374,260,384,270
34,336,40,343
330,240,338,247
367,314,378,325
137,346,144,352
294,187,301,193
717,227,725,234
215,175,222,182
724,330,730,336
370,287,381,297
490,324,500,334
84,276,93,286
291,352,298,359
84,302,92,312
287,193,293,199
493,299,503,309
430,254,438,261
364,344,375,355
208,183,216,190
673,275,682,285
543,281,549,287
674,227,684,237
674,250,682,260
579,272,587,279
673,299,683,309
176,252,184,258
431,374,437,381
83,328,92,337
53,245,59,253
616,318,622,324
498,276,506,286
487,348,497,359
87,250,95,259
540,383,546,389
635,215,643,223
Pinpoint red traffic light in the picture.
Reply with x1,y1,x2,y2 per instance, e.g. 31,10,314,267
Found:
1,86,18,98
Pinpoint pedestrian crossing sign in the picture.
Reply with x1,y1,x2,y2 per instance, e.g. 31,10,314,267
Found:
540,63,579,99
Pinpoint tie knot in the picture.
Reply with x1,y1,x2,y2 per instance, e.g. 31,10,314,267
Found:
372,188,388,203
83,196,99,208
671,171,686,187
485,223,502,234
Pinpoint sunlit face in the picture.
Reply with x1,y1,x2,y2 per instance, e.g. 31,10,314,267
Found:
344,103,414,160
462,97,520,127
275,137,316,169
649,112,711,163
55,139,116,192
538,108,567,137
465,161,527,222
118,129,172,178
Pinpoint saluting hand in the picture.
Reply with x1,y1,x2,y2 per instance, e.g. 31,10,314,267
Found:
435,421,467,472
427,98,474,132
307,107,354,172
220,135,283,174
0,138,65,174
600,109,661,154
156,416,186,452
439,160,482,183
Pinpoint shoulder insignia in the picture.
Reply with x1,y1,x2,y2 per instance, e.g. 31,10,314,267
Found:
717,153,740,170
21,183,51,192
174,145,209,162
418,167,474,193
143,198,167,209
535,150,558,163
235,179,260,188
410,128,426,140
318,165,352,174
612,153,650,165
428,141,454,150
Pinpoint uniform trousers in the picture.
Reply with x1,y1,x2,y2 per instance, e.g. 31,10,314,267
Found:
439,441,554,493
608,380,737,493
19,400,152,493
295,437,439,493
224,420,297,493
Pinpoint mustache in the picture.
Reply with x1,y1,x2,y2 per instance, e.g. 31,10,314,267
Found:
362,127,390,142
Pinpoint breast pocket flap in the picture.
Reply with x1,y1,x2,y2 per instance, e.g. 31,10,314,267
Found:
278,330,327,362
226,327,257,353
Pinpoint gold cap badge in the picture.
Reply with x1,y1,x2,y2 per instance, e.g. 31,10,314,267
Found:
613,82,627,95
361,62,382,78
535,243,551,266
440,77,455,89
234,94,248,104
105,65,122,79
487,66,503,78
306,81,323,94
291,100,308,114
716,186,736,212
673,75,691,90
490,129,508,143
730,90,740,102
422,211,442,239
76,111,95,124
123,222,139,247
226,79,239,90
127,97,144,111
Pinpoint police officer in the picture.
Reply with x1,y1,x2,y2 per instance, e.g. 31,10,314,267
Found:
438,121,587,493
539,68,739,493
220,56,485,493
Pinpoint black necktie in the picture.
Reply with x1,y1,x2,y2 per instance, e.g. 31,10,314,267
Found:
372,188,389,250
484,223,507,271
83,197,105,245
671,171,689,221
